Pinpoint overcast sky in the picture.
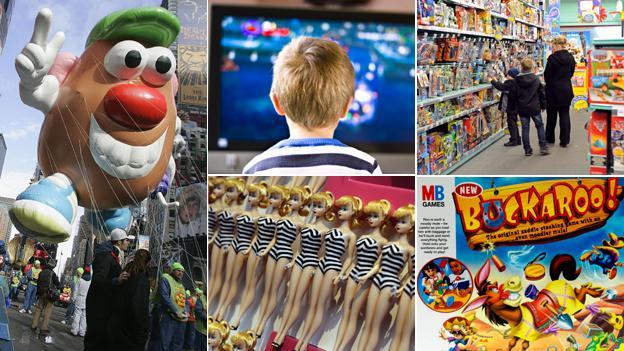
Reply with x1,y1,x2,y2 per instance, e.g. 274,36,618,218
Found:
0,0,163,272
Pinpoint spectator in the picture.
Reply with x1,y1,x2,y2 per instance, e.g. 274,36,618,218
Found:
31,259,60,344
194,288,207,351
20,260,41,314
62,267,83,325
156,262,189,351
84,229,133,350
71,266,91,337
515,58,549,156
0,272,9,308
490,68,521,146
544,36,576,147
9,266,22,301
108,249,151,350
184,289,196,350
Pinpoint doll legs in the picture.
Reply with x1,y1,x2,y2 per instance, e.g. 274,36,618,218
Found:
208,246,227,303
295,271,338,351
230,254,264,328
389,294,414,351
254,257,290,334
215,251,247,320
357,286,393,351
274,266,314,345
215,247,237,317
334,279,370,351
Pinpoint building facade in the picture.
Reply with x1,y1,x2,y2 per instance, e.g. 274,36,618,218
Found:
0,0,15,54
0,196,13,244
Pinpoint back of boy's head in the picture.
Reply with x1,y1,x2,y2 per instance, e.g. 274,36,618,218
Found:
520,58,535,73
271,37,355,129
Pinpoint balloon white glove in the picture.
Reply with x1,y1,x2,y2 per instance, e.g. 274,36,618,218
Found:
15,8,65,113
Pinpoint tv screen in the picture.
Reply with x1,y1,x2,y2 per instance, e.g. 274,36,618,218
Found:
209,5,415,153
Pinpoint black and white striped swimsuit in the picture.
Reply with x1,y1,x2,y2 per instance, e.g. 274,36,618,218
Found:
208,206,217,241
294,227,322,269
404,253,415,297
372,243,405,291
251,217,276,255
349,237,380,281
215,211,235,249
233,215,255,253
318,229,347,274
269,219,298,261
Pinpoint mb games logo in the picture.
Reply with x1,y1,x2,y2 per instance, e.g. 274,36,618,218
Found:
421,185,445,207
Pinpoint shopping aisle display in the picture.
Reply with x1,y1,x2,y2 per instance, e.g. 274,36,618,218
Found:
208,177,415,351
417,0,546,174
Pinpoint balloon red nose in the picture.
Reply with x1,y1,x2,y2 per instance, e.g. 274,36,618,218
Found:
103,84,167,129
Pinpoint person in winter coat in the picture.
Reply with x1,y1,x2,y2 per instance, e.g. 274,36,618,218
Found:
71,266,91,337
544,36,576,147
63,267,83,325
108,249,151,350
31,259,60,344
491,68,521,146
20,260,41,314
515,58,549,156
156,262,189,351
84,229,133,351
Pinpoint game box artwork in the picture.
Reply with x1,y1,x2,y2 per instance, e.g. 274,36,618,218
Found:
418,177,624,351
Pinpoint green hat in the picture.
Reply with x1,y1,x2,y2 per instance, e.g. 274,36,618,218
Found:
77,268,84,275
171,262,185,272
194,288,202,294
86,7,180,48
185,290,190,297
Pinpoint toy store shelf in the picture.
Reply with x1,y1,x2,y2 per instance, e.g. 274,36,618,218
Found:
441,130,505,174
418,25,495,38
418,100,499,133
515,18,544,29
442,0,486,10
417,84,492,107
590,103,623,111
520,0,540,10
490,12,509,20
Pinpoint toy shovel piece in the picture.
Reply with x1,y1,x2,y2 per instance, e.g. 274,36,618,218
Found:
544,303,574,330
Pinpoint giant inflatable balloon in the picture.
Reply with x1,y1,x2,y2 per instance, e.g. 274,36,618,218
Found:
10,7,182,243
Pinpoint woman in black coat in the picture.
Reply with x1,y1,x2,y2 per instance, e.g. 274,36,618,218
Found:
107,249,151,350
544,36,576,147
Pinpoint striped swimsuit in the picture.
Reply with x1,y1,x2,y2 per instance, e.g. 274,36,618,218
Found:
372,243,405,291
404,253,415,297
294,227,322,269
251,217,276,255
349,237,380,281
318,229,347,274
208,206,217,241
215,211,235,249
233,215,255,253
269,219,298,261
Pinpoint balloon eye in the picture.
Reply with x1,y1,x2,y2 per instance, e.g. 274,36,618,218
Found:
156,56,172,73
143,47,176,87
125,50,142,68
103,40,147,80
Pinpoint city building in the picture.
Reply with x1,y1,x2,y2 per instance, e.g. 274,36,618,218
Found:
0,134,5,178
0,196,13,243
0,0,15,54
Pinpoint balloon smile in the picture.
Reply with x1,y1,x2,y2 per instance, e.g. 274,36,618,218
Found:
89,115,167,179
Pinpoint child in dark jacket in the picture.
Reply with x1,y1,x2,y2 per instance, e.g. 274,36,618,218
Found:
514,58,549,156
491,68,521,146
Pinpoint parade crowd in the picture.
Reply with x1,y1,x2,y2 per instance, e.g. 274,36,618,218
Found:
4,229,207,350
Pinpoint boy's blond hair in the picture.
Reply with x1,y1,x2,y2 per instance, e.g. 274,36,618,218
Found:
520,58,535,73
271,37,355,129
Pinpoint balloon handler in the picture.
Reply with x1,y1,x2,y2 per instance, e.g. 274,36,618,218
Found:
10,7,185,242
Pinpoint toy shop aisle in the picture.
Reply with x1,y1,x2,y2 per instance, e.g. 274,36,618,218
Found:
451,110,590,174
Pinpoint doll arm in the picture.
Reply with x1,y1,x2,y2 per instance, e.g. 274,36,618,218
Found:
336,235,357,281
16,9,65,114
258,223,278,256
241,221,259,256
358,253,382,282
286,232,302,269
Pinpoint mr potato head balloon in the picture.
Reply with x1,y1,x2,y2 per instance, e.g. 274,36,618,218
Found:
9,7,182,243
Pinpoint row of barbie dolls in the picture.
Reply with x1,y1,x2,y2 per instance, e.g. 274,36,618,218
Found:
208,177,415,351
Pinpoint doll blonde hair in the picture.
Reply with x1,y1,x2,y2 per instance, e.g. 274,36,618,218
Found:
224,178,246,205
327,195,363,226
246,181,269,208
268,185,290,212
359,199,392,227
209,177,226,204
392,204,415,225
208,318,230,348
280,185,311,216
230,331,257,350
302,191,334,219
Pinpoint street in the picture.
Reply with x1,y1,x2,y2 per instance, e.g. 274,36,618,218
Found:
7,295,83,351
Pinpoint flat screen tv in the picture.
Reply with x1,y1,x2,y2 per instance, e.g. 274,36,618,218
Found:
209,5,415,153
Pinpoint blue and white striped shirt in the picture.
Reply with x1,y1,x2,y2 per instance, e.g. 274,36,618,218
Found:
242,138,382,175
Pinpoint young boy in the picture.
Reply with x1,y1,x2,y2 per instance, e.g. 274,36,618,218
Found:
515,58,549,156
490,68,520,146
242,37,382,174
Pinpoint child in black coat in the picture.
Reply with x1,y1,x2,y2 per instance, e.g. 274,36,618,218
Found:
491,68,521,146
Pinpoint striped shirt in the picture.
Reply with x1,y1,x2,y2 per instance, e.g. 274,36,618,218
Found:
242,138,382,175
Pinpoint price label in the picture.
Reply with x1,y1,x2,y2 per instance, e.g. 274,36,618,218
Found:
495,33,503,40
615,108,624,116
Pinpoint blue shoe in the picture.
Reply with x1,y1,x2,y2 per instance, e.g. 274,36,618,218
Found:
87,208,131,235
10,173,76,243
